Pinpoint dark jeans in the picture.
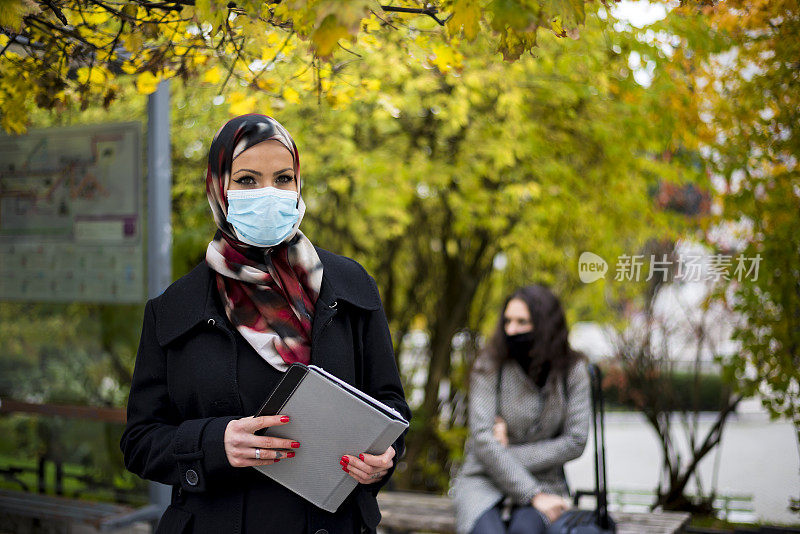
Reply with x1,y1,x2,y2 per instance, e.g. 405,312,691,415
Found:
470,503,550,534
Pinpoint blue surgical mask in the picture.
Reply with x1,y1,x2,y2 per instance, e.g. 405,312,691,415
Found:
226,186,300,247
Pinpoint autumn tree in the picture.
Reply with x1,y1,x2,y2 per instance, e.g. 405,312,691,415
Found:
2,0,725,497
12,1,698,492
266,7,701,489
1,0,602,133
601,0,800,513
685,0,800,513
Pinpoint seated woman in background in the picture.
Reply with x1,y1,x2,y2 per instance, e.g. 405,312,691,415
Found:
452,284,592,534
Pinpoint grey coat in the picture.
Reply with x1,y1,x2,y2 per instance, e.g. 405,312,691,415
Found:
451,357,591,534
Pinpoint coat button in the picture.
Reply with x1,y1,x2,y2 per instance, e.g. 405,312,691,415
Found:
314,530,328,534
207,318,216,326
185,469,199,486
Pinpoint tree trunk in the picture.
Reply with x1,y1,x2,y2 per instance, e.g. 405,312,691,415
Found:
395,241,495,490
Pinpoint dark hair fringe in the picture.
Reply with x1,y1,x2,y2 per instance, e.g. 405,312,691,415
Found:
472,284,586,385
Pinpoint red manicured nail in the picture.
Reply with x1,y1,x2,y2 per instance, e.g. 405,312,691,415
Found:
359,454,365,461
291,442,300,448
287,452,295,458
341,456,349,464
280,416,290,423
342,466,349,473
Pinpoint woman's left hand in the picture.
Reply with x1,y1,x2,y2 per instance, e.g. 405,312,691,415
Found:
341,446,395,484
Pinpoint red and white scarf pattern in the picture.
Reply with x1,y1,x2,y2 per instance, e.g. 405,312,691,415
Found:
203,114,323,371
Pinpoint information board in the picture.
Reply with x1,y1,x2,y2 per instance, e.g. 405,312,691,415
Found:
0,122,144,303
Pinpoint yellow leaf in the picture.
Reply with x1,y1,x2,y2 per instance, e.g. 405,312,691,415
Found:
136,71,161,94
311,14,351,58
272,3,290,21
430,44,462,73
266,32,283,46
358,33,378,47
0,0,38,32
551,17,564,36
362,15,381,32
292,64,314,84
282,86,300,104
121,32,143,53
361,79,380,92
83,11,109,27
228,91,257,116
328,177,350,194
326,89,352,109
195,0,221,26
121,3,137,19
76,66,107,85
202,66,221,84
446,0,481,40
256,78,278,92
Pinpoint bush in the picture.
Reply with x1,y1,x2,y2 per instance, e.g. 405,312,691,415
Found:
603,371,728,412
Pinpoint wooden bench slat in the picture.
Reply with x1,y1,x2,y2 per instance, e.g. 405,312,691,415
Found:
377,491,691,534
0,489,135,528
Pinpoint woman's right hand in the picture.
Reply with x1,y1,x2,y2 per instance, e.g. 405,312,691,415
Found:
224,415,300,467
493,416,509,447
531,492,571,524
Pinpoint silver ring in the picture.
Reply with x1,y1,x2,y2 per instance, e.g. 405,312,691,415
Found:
255,448,261,460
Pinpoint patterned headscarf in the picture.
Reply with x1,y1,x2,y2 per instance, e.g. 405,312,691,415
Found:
204,114,323,371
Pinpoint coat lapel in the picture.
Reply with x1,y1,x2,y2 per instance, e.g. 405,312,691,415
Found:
155,263,222,346
310,273,338,369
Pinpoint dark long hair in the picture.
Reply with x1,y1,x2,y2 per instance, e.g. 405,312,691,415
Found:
474,284,585,385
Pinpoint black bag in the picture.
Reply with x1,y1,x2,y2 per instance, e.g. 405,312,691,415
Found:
546,363,616,534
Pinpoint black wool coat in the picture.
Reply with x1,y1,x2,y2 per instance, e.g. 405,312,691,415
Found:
119,247,411,534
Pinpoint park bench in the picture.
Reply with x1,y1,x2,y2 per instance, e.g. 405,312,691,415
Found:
1,398,691,533
376,490,692,534
0,488,148,533
0,397,154,533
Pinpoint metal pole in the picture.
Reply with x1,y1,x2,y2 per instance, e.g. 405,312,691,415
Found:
146,79,173,532
105,79,173,533
147,79,172,300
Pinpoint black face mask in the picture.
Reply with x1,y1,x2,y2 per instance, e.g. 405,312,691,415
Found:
505,331,536,370
505,330,550,387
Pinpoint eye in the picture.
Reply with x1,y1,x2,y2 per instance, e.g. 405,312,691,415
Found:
233,175,257,185
275,174,295,184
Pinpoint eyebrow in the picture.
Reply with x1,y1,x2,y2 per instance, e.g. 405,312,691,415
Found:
233,167,294,176
234,168,261,176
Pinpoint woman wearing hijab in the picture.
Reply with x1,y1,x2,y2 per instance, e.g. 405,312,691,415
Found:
120,114,411,534
451,285,591,534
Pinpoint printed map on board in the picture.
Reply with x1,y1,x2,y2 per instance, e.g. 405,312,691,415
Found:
0,123,144,303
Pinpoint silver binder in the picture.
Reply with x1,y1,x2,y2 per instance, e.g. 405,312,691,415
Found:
252,363,409,512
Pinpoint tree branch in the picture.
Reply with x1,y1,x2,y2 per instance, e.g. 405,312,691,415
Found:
380,5,453,26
